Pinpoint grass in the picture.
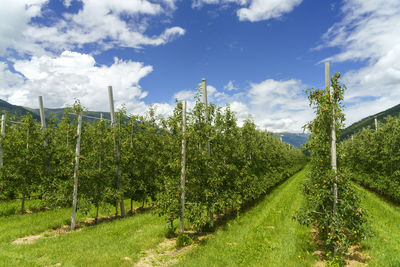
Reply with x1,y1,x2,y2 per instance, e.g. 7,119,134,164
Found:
2,167,400,266
355,184,400,266
0,199,166,266
173,166,318,267
0,198,47,216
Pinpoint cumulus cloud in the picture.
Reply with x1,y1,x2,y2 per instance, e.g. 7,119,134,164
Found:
172,78,311,132
237,0,302,22
0,0,184,56
1,51,156,114
246,78,311,132
0,0,48,55
192,0,302,22
319,0,400,126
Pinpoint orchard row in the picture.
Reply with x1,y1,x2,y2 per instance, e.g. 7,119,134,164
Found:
0,85,306,232
341,116,400,203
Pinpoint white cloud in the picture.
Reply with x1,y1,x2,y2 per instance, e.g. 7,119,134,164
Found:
319,0,400,126
192,0,302,22
224,80,238,91
237,0,302,22
0,0,48,55
0,0,184,56
246,78,312,132
1,51,155,115
172,78,311,132
174,90,196,101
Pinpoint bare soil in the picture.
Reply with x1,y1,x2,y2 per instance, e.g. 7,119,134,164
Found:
311,228,371,266
134,232,213,267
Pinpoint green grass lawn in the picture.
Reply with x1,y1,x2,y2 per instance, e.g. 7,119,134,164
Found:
0,198,46,216
356,185,400,266
173,166,318,267
0,199,166,266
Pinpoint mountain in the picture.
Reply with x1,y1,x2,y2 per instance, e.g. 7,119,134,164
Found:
341,103,400,140
26,107,111,122
1,99,111,123
0,99,41,121
276,132,310,148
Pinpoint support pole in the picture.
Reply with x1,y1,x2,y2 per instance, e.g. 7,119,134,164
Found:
108,86,125,217
38,96,46,130
375,117,378,131
0,114,5,167
71,113,82,230
202,78,213,224
180,101,187,233
326,62,338,212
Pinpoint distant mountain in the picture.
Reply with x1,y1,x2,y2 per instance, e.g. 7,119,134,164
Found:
1,99,111,123
0,99,41,121
276,132,310,148
341,103,400,140
26,107,111,122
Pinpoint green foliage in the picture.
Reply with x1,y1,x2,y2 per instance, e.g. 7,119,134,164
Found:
176,233,194,247
0,114,45,211
158,86,307,232
0,85,306,236
341,115,400,203
297,73,368,260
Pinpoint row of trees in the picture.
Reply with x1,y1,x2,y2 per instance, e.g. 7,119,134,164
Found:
341,116,400,203
297,66,368,263
0,85,306,233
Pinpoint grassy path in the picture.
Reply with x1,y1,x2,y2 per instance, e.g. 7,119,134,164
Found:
0,200,166,266
355,185,400,266
173,167,317,267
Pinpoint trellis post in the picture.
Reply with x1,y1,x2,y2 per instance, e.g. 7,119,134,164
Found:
180,101,187,233
71,113,82,230
108,86,125,217
326,62,338,213
0,114,5,167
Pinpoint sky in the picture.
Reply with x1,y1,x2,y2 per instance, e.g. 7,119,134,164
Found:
0,0,399,132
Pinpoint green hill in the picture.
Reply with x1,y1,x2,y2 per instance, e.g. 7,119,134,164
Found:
26,107,111,122
341,103,400,140
1,98,111,123
0,99,41,121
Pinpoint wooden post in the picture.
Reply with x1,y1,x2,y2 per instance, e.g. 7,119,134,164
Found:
71,113,82,230
108,86,125,217
202,78,208,123
0,114,5,167
326,62,338,212
38,96,46,130
180,101,187,233
202,78,213,224
374,117,378,131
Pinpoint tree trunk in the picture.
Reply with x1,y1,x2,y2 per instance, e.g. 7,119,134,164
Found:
21,196,25,214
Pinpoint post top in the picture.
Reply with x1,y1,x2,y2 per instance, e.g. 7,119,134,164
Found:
202,78,206,82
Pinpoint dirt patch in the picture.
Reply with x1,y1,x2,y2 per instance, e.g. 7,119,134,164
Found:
345,245,371,266
12,225,81,245
311,228,371,266
134,233,212,267
12,234,43,245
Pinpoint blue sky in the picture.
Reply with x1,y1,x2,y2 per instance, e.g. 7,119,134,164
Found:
0,0,399,132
